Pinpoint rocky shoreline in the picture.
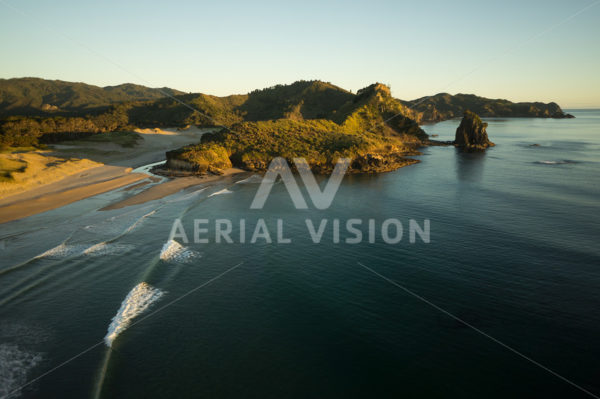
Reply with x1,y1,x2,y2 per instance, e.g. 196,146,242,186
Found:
156,150,422,177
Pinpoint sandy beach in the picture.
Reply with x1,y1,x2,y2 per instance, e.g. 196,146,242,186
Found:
0,127,215,224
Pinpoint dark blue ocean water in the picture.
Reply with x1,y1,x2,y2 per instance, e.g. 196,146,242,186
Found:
0,110,599,398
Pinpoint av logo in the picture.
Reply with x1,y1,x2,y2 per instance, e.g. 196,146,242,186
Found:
250,157,350,210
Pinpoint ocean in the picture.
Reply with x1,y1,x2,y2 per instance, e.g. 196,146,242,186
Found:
0,110,599,398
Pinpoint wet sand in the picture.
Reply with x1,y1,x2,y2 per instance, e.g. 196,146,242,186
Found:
0,169,147,223
100,168,245,211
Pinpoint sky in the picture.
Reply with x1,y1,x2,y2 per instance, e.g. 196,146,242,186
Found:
0,0,599,107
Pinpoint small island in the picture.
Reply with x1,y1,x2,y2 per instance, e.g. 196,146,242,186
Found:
454,110,495,151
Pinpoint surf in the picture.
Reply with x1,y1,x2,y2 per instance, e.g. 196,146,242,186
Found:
208,188,233,197
159,240,201,264
104,282,165,347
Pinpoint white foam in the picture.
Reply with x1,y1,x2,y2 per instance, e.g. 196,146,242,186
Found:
35,243,89,259
35,242,133,259
536,160,577,165
208,188,233,197
122,210,157,234
83,243,135,257
235,175,265,184
104,282,165,347
159,240,201,263
0,344,42,398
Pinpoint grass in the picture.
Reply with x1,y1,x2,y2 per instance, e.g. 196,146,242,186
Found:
0,151,101,198
0,157,27,182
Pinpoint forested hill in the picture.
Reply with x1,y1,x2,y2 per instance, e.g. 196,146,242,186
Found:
0,77,184,117
0,78,571,148
404,93,573,122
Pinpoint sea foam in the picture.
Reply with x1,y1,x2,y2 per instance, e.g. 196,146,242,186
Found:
0,343,42,398
208,188,233,197
104,282,165,347
159,240,200,263
83,243,135,257
35,243,133,259
535,160,578,165
35,243,89,259
235,175,265,184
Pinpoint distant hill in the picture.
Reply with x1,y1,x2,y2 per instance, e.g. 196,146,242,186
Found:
0,77,184,117
404,93,572,122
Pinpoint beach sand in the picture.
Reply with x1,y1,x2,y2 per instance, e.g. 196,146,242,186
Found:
0,127,215,224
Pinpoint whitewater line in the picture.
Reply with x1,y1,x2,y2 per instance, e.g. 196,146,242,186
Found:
0,204,158,279
0,205,162,307
0,230,77,277
5,187,210,308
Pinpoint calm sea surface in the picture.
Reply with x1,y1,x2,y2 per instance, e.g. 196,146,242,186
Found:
1,110,599,398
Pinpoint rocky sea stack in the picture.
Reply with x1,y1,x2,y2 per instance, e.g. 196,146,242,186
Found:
455,110,495,151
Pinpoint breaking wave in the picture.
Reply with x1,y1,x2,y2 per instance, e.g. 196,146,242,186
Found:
159,240,201,263
0,344,42,398
235,175,265,184
208,188,233,197
534,160,579,165
83,243,135,257
35,243,89,259
104,282,165,347
35,243,134,259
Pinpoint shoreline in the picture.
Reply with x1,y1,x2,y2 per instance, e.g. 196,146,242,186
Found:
0,127,431,224
99,168,246,211
0,168,148,223
0,127,212,224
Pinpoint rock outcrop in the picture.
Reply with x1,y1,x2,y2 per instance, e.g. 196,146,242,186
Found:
454,110,494,150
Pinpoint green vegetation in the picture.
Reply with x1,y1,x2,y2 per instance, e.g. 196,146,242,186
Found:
404,93,570,122
166,142,232,173
0,77,184,117
70,131,142,148
0,104,132,147
0,78,571,173
169,109,423,174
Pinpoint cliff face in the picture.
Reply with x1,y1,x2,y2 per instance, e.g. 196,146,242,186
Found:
455,111,494,150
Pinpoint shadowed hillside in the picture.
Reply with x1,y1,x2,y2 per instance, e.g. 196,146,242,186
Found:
0,77,184,117
404,93,573,122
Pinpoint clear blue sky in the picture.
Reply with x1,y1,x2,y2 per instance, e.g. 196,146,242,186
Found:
1,0,599,107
